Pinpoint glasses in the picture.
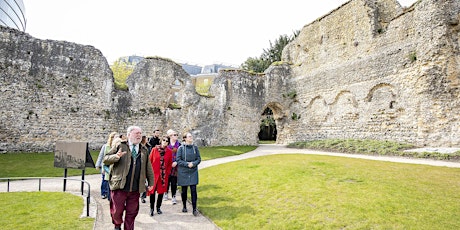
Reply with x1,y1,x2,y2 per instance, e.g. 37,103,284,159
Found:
162,139,169,142
171,134,178,136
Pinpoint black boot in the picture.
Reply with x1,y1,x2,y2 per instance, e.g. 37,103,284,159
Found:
157,207,163,214
182,207,188,213
149,208,154,216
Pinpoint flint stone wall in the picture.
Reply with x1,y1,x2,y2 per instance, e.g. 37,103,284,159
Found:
0,25,115,152
1,0,460,152
280,0,460,146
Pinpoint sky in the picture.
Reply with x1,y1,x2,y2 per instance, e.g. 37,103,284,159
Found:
22,0,417,67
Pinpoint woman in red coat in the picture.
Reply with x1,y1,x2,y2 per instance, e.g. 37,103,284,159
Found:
147,135,173,216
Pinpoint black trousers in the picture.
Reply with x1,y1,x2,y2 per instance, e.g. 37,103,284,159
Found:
150,192,164,209
166,175,177,196
181,185,197,210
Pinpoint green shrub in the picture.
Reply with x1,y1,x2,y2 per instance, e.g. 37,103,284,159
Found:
286,139,460,161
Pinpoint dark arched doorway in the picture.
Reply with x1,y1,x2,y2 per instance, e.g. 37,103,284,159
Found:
258,107,277,141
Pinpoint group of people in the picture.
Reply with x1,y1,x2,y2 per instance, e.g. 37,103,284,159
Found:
95,126,201,230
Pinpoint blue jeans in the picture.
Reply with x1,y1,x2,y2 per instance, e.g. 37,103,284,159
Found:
101,173,110,199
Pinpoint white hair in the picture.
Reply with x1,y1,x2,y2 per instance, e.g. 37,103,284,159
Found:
166,129,176,136
127,126,142,136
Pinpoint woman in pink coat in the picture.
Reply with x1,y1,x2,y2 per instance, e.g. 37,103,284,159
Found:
147,135,173,216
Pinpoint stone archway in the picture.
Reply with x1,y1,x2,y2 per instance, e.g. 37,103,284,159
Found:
259,102,286,142
259,107,276,141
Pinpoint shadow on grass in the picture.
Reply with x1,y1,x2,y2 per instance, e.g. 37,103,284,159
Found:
199,184,221,191
199,205,255,221
199,184,256,220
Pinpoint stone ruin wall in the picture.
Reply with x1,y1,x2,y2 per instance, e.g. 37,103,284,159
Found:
278,0,460,146
1,0,460,153
210,0,460,147
0,25,116,152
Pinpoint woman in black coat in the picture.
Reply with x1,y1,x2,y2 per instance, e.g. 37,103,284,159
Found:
176,132,201,216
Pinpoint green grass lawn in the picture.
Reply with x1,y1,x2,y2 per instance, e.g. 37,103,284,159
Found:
199,146,257,161
199,154,460,229
0,192,94,229
0,151,101,178
258,140,276,144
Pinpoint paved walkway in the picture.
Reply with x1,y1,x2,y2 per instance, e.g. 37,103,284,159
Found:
2,144,460,230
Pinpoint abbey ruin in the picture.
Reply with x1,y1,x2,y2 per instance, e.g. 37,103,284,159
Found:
1,0,460,152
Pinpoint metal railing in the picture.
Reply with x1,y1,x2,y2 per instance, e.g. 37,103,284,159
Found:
0,177,91,217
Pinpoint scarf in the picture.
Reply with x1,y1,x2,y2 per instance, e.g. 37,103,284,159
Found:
158,146,166,186
168,142,180,176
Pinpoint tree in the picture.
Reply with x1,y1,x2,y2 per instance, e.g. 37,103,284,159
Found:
240,57,269,73
242,30,299,73
110,58,135,90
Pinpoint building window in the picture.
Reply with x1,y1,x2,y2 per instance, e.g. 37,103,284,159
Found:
0,0,27,31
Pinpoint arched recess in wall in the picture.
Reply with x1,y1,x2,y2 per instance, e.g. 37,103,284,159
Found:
365,83,396,109
169,79,183,108
328,90,359,121
307,95,329,122
258,102,285,142
331,90,358,107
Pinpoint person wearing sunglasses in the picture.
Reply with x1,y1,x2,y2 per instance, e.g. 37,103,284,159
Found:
146,135,173,216
176,132,202,216
164,129,181,204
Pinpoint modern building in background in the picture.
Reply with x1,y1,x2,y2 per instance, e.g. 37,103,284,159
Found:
0,0,26,31
119,55,144,66
192,64,236,87
181,63,202,76
201,64,232,75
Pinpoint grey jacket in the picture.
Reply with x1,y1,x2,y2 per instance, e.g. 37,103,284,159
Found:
103,140,154,193
176,144,201,186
